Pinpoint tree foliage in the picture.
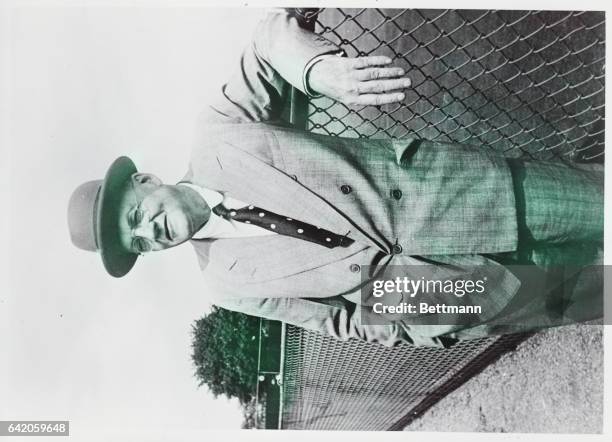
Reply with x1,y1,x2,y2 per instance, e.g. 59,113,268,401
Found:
191,306,261,405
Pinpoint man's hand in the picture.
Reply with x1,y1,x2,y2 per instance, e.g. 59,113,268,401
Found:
307,55,411,106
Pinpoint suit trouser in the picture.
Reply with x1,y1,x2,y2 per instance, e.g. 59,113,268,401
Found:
450,158,605,340
375,157,604,345
506,158,604,266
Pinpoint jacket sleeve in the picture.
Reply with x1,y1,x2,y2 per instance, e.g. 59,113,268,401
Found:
213,296,457,349
201,9,343,124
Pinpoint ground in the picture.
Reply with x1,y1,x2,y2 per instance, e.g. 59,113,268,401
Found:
404,324,603,433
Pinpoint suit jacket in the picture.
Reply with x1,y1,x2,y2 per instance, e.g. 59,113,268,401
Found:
187,10,524,347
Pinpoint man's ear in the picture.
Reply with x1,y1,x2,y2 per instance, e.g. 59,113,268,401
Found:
131,172,162,187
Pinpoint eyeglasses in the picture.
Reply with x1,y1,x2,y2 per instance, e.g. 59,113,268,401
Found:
131,218,154,254
128,180,154,255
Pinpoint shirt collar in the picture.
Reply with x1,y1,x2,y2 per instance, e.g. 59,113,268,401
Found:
178,182,223,208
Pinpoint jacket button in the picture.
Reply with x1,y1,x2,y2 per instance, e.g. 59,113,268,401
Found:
340,184,352,194
391,189,402,200
349,264,361,273
392,244,403,254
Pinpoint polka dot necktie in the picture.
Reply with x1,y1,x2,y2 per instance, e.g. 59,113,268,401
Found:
212,203,355,249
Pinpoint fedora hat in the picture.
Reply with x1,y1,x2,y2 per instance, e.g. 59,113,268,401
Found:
67,156,138,277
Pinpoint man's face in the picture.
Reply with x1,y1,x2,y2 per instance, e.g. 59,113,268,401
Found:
116,173,211,254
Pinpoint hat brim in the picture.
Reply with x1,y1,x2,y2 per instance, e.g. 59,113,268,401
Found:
96,156,139,278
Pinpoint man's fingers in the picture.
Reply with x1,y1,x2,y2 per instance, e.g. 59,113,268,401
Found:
354,92,405,106
354,67,406,81
357,78,412,94
342,56,409,105
352,56,393,69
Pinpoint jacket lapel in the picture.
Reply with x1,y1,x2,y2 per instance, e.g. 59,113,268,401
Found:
186,140,382,250
190,235,367,284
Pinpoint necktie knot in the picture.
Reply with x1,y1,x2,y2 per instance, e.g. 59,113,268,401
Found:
212,203,232,219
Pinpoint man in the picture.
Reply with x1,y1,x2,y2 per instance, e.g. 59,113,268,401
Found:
67,10,603,348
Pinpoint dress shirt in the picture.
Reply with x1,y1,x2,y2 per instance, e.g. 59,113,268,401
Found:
178,183,275,239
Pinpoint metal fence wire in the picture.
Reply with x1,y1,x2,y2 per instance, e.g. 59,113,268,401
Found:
307,8,605,161
272,8,605,431
280,326,528,430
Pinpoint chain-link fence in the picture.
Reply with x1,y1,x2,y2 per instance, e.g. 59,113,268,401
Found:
279,326,528,430
258,8,606,431
307,9,605,161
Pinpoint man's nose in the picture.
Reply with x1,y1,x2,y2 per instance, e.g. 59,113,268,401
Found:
133,211,162,240
133,221,155,240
